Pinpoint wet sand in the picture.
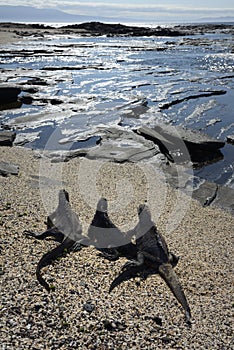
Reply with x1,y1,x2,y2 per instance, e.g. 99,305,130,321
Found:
0,145,233,349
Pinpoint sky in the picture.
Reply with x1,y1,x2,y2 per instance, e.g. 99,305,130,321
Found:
1,0,234,22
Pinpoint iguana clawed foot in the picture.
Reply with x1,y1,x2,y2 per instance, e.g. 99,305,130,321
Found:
122,259,142,270
98,248,120,261
71,241,83,252
122,251,145,270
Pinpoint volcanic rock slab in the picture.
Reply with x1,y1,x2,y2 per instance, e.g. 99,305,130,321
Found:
136,125,225,166
0,161,19,176
0,131,16,146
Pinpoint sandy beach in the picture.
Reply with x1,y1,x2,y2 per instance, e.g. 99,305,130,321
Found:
0,30,19,45
0,24,66,45
0,145,233,349
0,25,25,45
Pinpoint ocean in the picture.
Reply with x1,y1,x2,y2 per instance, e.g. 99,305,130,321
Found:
0,23,233,188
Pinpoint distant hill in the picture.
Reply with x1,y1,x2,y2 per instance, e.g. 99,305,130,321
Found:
0,5,114,23
199,16,234,23
1,5,233,25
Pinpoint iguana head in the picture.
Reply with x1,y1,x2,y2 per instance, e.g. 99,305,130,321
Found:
96,197,108,213
59,189,69,203
138,202,150,214
138,203,152,222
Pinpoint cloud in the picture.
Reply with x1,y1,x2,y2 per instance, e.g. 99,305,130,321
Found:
62,2,234,20
3,0,234,21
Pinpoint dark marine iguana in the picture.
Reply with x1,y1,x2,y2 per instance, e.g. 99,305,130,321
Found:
24,189,70,243
109,204,191,325
90,198,178,265
24,189,88,291
88,197,137,259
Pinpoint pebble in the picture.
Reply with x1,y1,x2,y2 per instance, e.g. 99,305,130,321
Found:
103,319,127,332
83,302,95,313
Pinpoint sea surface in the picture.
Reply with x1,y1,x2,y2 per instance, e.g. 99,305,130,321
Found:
0,24,234,187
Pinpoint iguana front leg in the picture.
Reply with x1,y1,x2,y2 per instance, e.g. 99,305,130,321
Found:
122,249,180,270
24,227,64,242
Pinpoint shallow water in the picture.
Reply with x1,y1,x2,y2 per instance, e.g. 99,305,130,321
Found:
0,30,233,187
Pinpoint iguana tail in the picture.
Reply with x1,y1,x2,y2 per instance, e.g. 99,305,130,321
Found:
159,263,191,325
36,237,74,292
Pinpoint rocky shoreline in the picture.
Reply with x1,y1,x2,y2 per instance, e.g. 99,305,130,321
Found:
1,119,233,214
0,21,234,44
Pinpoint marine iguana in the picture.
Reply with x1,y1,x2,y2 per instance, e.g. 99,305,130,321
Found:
109,204,191,325
88,197,138,260
91,198,178,265
24,189,88,291
24,189,70,242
